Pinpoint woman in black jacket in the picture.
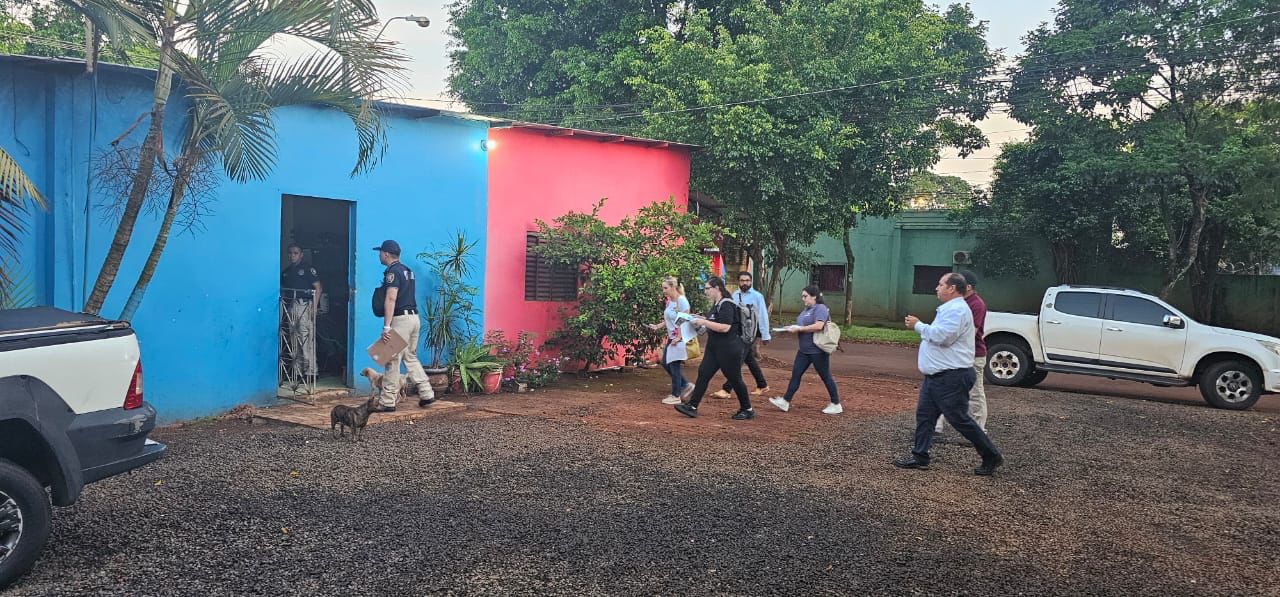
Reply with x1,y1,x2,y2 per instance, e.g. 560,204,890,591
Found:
674,277,755,420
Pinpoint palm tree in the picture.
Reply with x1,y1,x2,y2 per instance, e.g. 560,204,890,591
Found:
78,0,404,318
0,148,46,306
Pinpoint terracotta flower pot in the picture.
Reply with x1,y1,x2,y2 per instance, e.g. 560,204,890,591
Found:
482,371,502,394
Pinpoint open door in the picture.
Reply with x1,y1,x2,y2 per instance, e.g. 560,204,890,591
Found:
280,194,354,395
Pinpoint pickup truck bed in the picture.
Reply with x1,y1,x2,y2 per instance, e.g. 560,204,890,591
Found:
1,307,165,588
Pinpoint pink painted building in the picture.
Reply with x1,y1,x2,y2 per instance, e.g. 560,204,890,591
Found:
482,123,695,359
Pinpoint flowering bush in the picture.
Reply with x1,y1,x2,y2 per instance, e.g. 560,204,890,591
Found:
485,330,563,391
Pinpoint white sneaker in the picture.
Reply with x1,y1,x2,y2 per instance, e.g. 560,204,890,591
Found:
662,395,683,405
822,402,844,415
768,397,790,412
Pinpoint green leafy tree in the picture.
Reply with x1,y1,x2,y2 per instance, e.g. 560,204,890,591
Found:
624,0,996,308
1007,0,1280,307
963,117,1131,283
532,199,718,371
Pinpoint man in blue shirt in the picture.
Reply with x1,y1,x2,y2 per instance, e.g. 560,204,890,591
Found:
894,273,1003,476
711,271,771,399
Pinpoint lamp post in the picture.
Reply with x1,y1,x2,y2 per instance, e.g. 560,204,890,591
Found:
375,15,430,42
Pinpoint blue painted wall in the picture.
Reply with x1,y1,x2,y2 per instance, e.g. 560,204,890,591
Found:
1,57,488,421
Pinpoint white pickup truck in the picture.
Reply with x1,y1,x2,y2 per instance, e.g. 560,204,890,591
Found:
983,285,1280,410
0,307,165,588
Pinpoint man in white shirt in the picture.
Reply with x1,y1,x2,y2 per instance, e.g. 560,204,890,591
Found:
894,273,1003,476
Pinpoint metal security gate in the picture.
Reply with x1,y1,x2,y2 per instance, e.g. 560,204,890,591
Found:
279,288,317,402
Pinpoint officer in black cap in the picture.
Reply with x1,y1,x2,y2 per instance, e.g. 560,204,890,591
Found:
281,244,322,380
371,239,434,411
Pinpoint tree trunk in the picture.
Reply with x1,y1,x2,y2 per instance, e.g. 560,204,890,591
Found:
1160,186,1208,300
119,151,197,320
763,231,788,314
748,244,767,307
1189,221,1225,324
1050,241,1079,284
841,227,855,325
83,35,174,315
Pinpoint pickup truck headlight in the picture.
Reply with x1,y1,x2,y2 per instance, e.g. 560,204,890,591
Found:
1258,340,1280,359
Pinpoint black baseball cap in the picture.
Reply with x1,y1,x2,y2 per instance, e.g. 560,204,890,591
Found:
372,240,401,255
959,269,978,288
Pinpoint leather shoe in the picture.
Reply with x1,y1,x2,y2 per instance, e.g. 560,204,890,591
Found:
418,398,436,408
674,403,698,418
974,455,1004,476
370,404,396,413
893,456,930,470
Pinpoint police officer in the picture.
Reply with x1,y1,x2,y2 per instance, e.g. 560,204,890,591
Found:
372,240,434,411
281,244,321,380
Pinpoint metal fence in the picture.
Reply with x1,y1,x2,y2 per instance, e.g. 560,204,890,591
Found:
279,288,317,400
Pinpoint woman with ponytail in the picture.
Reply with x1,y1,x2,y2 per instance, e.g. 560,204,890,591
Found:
673,276,755,420
770,285,841,414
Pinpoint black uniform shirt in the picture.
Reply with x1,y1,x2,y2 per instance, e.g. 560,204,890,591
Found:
282,262,319,292
381,261,417,314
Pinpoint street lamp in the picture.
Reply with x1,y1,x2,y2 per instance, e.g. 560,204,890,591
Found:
375,15,430,42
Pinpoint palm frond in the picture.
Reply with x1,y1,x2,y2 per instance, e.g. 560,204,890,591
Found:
0,147,44,272
60,0,159,55
0,261,36,309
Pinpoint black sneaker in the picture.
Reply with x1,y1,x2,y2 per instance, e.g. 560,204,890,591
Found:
418,397,436,408
674,403,698,418
974,455,1005,476
731,408,755,420
893,456,930,470
370,404,397,413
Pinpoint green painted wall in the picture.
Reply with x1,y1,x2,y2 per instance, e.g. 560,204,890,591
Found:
770,210,1280,337
773,210,1055,319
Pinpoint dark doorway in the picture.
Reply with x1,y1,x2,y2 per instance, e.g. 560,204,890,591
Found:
281,195,354,389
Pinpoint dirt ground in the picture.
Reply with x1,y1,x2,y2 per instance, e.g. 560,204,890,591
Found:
5,343,1279,596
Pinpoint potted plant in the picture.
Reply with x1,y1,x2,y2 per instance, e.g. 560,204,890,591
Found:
419,232,480,392
450,341,504,394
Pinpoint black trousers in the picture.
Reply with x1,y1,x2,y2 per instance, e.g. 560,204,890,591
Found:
722,341,767,391
912,368,1000,463
688,345,750,411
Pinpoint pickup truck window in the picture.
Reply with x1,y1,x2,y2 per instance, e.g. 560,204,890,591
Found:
1052,292,1102,318
1108,295,1173,326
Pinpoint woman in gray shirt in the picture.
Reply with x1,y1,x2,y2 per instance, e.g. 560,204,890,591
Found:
770,285,841,414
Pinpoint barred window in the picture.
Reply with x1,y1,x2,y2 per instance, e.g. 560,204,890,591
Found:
524,234,578,301
811,264,846,293
912,265,953,295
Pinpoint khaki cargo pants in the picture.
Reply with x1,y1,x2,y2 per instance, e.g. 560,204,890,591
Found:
382,314,433,407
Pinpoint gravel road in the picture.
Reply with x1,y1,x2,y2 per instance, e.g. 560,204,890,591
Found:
4,380,1278,596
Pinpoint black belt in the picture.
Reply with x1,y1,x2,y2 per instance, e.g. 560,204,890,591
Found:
925,368,968,379
394,308,417,316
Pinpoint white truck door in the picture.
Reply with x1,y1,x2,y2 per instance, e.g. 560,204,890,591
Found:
1098,294,1189,375
1040,290,1105,364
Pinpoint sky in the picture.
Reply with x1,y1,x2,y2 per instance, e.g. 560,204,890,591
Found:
373,0,1063,186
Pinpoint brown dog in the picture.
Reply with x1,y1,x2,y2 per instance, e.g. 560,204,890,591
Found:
330,395,377,441
360,367,413,405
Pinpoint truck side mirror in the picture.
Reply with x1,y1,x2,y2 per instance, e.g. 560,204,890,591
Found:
1163,315,1185,329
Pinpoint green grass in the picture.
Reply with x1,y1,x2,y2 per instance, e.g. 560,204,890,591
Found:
839,323,920,346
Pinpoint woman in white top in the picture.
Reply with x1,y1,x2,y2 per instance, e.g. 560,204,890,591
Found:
648,276,693,405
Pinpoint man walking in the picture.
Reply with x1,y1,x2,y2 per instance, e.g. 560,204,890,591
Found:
895,273,1003,476
372,240,434,412
281,244,322,382
935,269,989,433
711,271,770,399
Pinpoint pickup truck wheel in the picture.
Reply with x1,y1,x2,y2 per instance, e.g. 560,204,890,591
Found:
0,459,51,590
985,343,1032,387
1199,361,1263,410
